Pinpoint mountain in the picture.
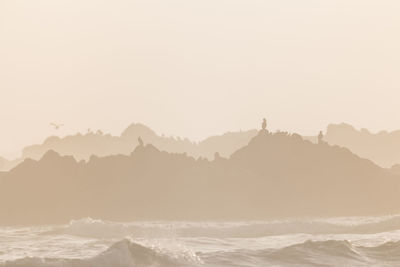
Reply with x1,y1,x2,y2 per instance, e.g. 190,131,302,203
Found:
390,164,400,175
0,157,7,170
323,123,400,168
3,122,400,173
0,123,257,171
0,157,19,172
0,130,398,226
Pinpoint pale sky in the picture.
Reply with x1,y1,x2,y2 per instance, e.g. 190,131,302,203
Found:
1,0,400,159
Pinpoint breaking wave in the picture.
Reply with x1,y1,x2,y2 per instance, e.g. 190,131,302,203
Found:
0,239,201,267
200,239,400,266
58,215,400,239
6,216,400,266
5,239,400,267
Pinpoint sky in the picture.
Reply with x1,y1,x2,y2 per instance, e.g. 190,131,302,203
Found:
1,0,400,159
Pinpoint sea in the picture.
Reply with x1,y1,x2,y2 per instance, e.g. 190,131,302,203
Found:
2,216,400,266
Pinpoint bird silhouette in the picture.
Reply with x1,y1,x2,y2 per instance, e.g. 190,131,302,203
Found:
262,118,267,130
318,131,324,144
50,123,63,130
138,136,144,146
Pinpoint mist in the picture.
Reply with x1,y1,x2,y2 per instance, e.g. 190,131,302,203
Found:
1,0,400,158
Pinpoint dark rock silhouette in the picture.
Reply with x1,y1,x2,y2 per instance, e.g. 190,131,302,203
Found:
303,123,400,168
0,130,398,225
4,122,400,172
0,123,258,171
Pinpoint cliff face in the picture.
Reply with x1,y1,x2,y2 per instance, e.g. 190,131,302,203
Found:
1,131,399,225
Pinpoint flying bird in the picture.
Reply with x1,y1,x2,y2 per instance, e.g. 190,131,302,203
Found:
50,123,63,130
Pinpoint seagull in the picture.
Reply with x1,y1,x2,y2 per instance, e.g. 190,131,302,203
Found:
50,123,63,130
138,136,144,146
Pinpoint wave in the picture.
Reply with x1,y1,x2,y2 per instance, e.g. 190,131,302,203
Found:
0,239,201,267
4,238,400,266
201,239,400,266
57,215,400,239
62,217,132,238
263,240,364,266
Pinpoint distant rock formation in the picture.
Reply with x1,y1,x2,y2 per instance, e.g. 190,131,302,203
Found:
390,164,400,176
323,123,400,168
0,157,5,170
0,156,20,172
0,123,258,171
3,121,400,172
0,130,398,225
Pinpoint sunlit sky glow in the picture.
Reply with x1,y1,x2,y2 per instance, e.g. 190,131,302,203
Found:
1,0,399,158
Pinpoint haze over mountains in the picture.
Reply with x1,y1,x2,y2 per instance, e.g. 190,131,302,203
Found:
0,123,259,171
324,123,400,168
2,122,400,172
1,127,399,225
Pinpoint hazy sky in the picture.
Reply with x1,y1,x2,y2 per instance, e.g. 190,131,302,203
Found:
1,0,400,158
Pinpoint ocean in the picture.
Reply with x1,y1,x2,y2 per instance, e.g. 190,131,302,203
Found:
2,216,400,266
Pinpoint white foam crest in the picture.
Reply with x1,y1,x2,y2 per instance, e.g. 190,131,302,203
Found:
60,215,400,240
64,217,131,238
63,218,180,239
0,239,202,267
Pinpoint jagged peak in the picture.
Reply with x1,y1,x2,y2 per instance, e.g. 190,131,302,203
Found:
131,143,160,155
39,150,77,164
43,135,62,145
41,149,61,160
326,123,356,133
121,123,157,140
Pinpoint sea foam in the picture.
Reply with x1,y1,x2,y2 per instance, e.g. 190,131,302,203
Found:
1,239,201,267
